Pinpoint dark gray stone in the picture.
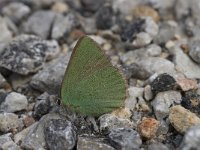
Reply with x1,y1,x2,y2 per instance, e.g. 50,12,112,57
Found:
108,128,142,150
44,119,77,150
80,0,105,12
189,39,200,64
0,34,59,75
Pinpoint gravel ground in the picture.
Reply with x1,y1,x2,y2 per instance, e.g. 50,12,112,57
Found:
0,0,200,149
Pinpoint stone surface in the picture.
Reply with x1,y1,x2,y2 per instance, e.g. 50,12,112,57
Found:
0,34,59,75
150,73,176,94
176,78,198,91
188,39,200,64
137,117,159,139
2,2,30,23
0,73,9,89
99,114,133,133
144,17,159,38
169,105,200,133
51,13,78,39
146,44,162,57
108,128,142,150
148,142,169,150
30,54,70,94
80,0,105,13
21,113,64,149
0,133,20,150
144,85,153,101
132,32,152,47
0,112,20,132
23,10,56,39
77,136,115,150
152,91,182,120
44,119,76,150
179,126,200,150
0,92,28,113
51,2,69,13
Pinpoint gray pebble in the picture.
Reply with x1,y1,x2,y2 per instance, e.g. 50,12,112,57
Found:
132,32,152,47
0,73,8,89
108,128,142,150
0,112,21,132
0,133,20,150
2,2,30,23
0,34,58,75
151,91,181,120
144,17,159,38
23,10,56,39
44,119,76,150
148,142,169,150
146,44,162,57
189,39,200,64
77,136,115,150
0,92,28,113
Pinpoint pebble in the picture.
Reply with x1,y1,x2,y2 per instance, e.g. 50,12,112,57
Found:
108,128,142,150
23,116,35,127
133,5,160,22
148,142,169,150
80,17,97,34
151,91,182,120
150,73,176,94
144,85,153,101
21,113,64,149
23,10,56,39
80,0,105,13
0,34,59,75
138,117,159,139
44,119,77,150
0,133,20,150
30,54,70,94
51,2,69,13
96,4,113,30
0,112,21,132
146,44,162,57
179,126,200,150
0,73,9,89
0,92,28,113
125,86,144,110
144,17,159,38
51,13,78,39
169,105,200,133
176,78,198,91
132,32,152,47
188,39,200,64
99,114,133,133
2,2,31,23
77,136,115,150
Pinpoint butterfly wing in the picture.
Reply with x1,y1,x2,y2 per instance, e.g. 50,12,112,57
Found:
61,36,127,116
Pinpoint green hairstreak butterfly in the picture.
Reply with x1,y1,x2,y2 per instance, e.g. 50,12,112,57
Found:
61,36,127,117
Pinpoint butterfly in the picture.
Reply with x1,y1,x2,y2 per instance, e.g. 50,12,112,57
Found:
60,36,127,117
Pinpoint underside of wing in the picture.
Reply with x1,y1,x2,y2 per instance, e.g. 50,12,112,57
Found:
61,36,127,116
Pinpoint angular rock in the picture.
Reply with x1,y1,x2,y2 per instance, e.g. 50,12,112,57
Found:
99,114,133,133
108,128,142,150
151,91,182,120
23,10,56,39
0,34,59,75
44,119,76,150
77,136,115,150
0,92,28,113
177,78,198,91
169,105,200,133
30,54,70,94
0,133,20,150
2,2,30,23
0,112,20,132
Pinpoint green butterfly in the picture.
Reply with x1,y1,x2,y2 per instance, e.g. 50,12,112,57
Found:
60,36,127,117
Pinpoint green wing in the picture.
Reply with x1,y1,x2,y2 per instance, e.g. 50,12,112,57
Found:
61,36,127,116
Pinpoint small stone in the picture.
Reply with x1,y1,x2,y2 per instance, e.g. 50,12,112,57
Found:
0,74,10,90
51,2,69,13
0,112,20,132
179,126,200,150
148,142,169,150
111,108,132,119
23,116,35,127
144,85,153,101
44,119,77,150
133,5,160,22
30,54,70,94
96,4,113,29
151,91,182,120
108,128,142,150
77,136,115,150
177,78,198,91
51,13,78,39
2,2,30,23
188,39,200,64
125,87,144,110
99,114,133,133
132,32,152,47
144,17,159,38
80,17,97,34
23,10,56,39
0,34,59,75
0,133,20,150
146,44,162,57
0,92,28,113
80,0,105,13
151,73,176,94
169,105,200,133
138,117,159,139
